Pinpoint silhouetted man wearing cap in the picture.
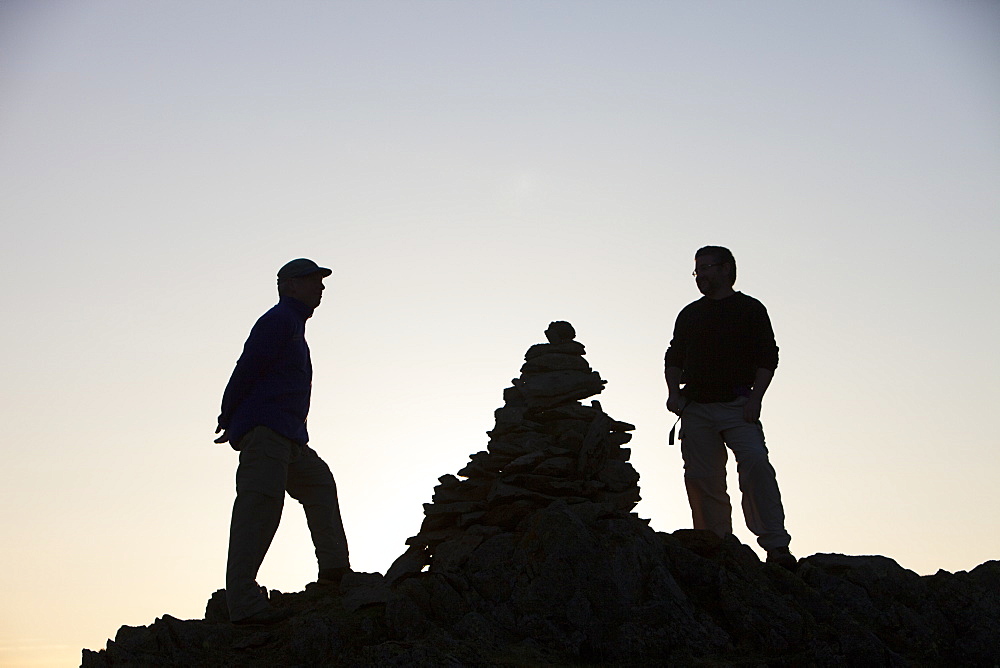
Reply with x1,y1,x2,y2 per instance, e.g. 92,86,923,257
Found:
664,246,795,570
215,258,351,625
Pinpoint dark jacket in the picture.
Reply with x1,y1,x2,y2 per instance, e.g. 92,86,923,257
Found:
664,291,779,403
218,296,314,448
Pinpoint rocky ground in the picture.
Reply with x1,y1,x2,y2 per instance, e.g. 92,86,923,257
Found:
82,324,1000,666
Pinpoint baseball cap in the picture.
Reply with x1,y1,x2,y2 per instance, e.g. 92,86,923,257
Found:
277,258,333,280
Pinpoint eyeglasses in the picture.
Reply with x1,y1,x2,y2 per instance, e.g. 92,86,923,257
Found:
692,262,724,277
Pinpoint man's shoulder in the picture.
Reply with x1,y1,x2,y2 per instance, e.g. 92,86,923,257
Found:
255,301,288,322
731,293,774,328
678,296,709,314
266,297,309,319
250,300,299,334
734,292,769,310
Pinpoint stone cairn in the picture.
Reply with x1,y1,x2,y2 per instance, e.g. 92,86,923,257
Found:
388,321,638,579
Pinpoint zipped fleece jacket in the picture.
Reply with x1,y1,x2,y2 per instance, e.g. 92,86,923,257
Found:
218,296,314,448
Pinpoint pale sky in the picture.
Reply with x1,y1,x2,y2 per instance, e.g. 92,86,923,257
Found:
2,1,998,665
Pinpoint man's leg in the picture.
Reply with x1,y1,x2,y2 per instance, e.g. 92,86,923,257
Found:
718,399,791,551
226,427,292,622
680,402,733,538
286,445,350,576
226,493,282,620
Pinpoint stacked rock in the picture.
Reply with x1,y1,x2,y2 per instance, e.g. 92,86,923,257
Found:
390,321,638,577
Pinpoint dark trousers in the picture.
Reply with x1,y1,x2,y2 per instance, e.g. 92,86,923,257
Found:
225,426,350,621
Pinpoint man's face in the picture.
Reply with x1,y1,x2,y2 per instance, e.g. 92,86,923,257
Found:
287,273,326,309
693,255,729,297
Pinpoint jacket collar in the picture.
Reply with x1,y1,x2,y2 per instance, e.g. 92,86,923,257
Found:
279,295,315,320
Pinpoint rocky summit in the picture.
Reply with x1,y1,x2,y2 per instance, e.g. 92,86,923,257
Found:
82,323,1000,667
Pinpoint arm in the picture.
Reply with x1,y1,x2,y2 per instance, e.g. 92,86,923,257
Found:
665,366,684,415
743,367,773,423
743,298,778,423
664,308,689,415
215,309,291,442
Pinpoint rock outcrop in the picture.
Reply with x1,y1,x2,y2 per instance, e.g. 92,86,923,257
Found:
82,324,1000,667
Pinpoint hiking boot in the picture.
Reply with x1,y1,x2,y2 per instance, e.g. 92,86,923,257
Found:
231,606,293,626
766,547,798,571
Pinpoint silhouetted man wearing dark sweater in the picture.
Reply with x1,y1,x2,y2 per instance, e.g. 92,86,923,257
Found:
664,246,795,570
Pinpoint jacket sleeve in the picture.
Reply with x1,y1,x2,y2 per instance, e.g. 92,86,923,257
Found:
663,309,688,376
217,310,292,428
753,303,779,371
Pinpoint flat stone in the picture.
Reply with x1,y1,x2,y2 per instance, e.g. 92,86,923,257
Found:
465,524,503,537
541,418,590,437
503,473,603,498
478,500,536,529
524,341,586,360
532,456,575,477
556,431,585,450
598,460,640,492
502,386,526,405
406,528,460,547
487,480,560,506
433,479,489,503
504,451,550,473
487,421,544,438
458,451,506,478
424,501,484,516
489,434,554,457
458,511,487,528
529,404,602,422
609,432,633,446
437,474,461,487
596,487,640,511
520,353,591,373
419,512,455,532
576,412,612,475
431,534,485,572
493,405,528,424
513,370,606,408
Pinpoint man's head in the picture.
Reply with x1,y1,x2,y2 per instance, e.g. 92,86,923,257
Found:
277,258,332,309
693,246,736,298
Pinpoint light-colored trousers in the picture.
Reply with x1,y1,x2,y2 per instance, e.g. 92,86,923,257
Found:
680,397,791,551
226,426,350,621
